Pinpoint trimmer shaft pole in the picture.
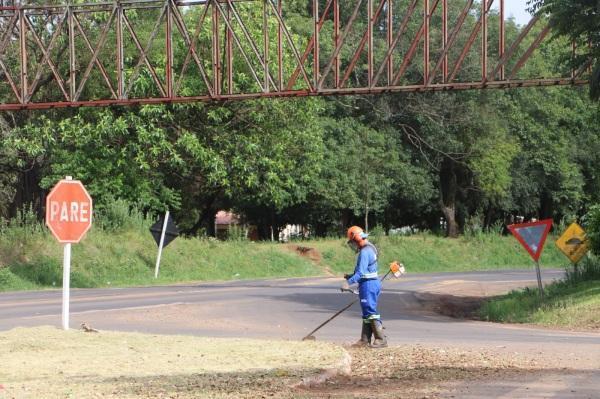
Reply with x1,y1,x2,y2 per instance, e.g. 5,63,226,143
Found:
301,270,392,340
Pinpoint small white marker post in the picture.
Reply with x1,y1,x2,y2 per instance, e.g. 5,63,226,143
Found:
62,176,73,330
154,210,170,278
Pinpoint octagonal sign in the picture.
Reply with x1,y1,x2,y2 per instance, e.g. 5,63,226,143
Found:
45,179,93,243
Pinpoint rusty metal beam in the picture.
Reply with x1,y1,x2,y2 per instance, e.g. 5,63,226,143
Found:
172,0,213,96
0,0,586,110
488,14,540,81
0,78,586,111
371,0,419,87
0,13,22,102
122,5,168,97
284,0,331,91
427,0,473,86
339,0,387,89
447,0,494,83
391,0,441,86
508,24,551,80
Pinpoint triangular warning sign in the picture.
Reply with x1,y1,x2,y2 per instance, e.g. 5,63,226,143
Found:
508,219,553,261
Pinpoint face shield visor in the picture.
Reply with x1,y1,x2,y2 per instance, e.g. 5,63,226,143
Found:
347,240,360,253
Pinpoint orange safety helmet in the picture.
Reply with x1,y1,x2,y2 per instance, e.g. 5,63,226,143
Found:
347,226,367,245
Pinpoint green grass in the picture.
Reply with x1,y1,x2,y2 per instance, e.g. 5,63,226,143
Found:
0,225,320,291
479,279,600,329
309,232,566,275
0,223,568,292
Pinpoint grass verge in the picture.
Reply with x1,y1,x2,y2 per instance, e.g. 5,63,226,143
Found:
479,278,600,330
310,232,566,274
0,223,567,291
0,326,346,399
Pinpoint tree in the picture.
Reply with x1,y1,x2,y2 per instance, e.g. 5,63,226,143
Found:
528,0,600,99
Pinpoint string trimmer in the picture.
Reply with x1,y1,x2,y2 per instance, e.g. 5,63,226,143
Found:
302,261,406,341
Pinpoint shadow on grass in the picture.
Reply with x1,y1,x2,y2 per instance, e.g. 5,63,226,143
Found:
137,250,156,270
8,257,95,288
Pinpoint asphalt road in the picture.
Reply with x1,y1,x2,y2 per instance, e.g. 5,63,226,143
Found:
0,269,596,346
2,269,599,398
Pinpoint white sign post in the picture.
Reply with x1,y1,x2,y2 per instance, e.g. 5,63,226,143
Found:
154,210,170,278
62,241,71,330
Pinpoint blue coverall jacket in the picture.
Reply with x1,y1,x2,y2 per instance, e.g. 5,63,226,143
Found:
346,242,381,321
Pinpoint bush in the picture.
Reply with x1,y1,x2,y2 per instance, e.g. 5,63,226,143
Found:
0,204,45,237
583,204,600,256
0,267,14,286
226,225,247,241
11,258,62,286
96,198,151,232
565,255,600,283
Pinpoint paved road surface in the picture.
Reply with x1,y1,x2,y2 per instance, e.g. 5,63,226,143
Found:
0,269,595,344
1,269,598,398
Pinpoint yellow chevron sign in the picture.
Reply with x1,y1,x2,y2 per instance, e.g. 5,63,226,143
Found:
555,223,590,264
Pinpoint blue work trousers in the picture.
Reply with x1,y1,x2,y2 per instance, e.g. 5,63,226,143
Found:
358,278,381,320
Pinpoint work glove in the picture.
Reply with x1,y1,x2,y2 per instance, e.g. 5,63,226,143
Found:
341,280,350,291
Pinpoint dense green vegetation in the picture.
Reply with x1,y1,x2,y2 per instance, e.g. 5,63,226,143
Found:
0,2,598,303
0,204,569,291
0,1,598,241
529,0,600,99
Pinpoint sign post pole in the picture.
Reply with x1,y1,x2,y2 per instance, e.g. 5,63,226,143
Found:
61,175,73,330
154,210,170,279
534,260,544,299
62,242,71,330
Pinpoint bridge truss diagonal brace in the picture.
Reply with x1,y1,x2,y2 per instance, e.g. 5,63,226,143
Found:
0,0,587,111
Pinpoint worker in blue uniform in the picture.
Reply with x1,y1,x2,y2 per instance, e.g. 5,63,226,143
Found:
343,225,387,348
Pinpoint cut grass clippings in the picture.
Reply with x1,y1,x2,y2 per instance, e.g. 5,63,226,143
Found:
479,280,600,330
272,345,544,399
0,326,347,399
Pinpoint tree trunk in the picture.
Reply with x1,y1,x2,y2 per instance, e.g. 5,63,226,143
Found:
340,209,351,235
441,203,459,238
364,202,369,233
186,194,219,236
10,165,44,219
439,159,459,238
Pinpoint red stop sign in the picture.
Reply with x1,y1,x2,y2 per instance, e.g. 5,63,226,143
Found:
45,179,93,243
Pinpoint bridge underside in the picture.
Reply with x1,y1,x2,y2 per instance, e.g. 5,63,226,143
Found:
0,0,589,110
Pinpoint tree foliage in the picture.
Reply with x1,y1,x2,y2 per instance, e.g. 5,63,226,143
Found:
529,0,600,99
1,1,599,239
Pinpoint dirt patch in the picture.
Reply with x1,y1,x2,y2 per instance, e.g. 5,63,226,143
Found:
288,244,322,264
297,345,558,399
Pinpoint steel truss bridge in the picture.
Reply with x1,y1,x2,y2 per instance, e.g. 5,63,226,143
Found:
0,0,589,110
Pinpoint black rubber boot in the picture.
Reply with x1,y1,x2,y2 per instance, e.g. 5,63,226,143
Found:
352,321,372,347
370,320,387,348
